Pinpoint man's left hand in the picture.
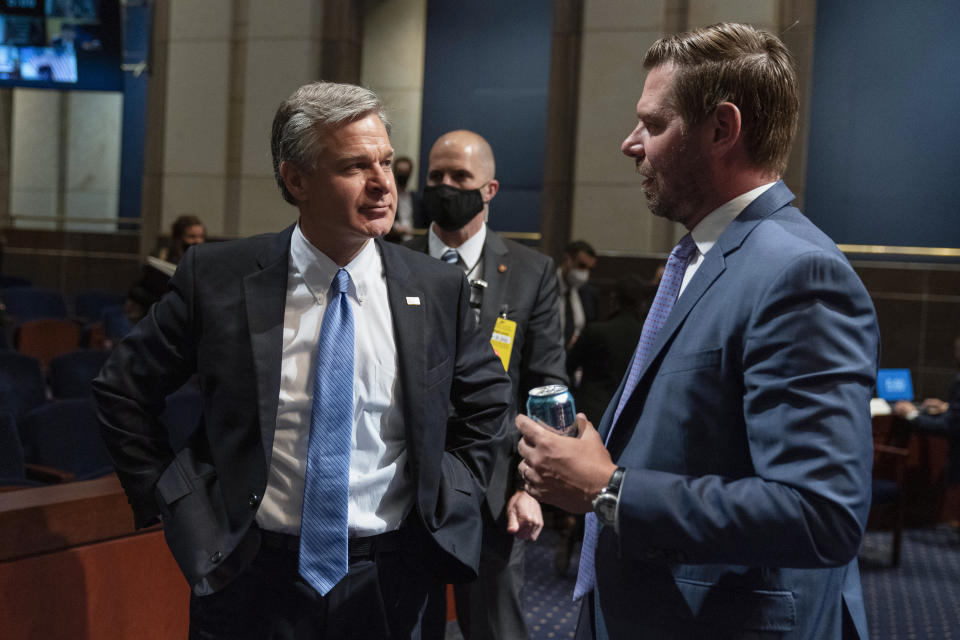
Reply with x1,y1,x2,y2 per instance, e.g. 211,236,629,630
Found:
517,413,616,514
505,490,544,541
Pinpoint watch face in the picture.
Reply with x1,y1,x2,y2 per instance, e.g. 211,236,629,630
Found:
594,492,617,526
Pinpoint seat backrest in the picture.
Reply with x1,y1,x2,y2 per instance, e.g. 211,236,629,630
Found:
14,318,82,368
100,304,133,340
20,399,114,479
48,349,111,399
73,290,125,323
0,286,68,322
0,352,46,419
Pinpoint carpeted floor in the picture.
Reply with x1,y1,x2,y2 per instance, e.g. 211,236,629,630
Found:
445,525,960,640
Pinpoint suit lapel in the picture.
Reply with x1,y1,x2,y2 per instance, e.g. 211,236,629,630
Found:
377,239,429,470
244,225,294,463
607,182,796,452
479,231,510,334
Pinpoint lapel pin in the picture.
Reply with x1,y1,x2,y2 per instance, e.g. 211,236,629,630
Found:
405,296,421,306
498,264,507,273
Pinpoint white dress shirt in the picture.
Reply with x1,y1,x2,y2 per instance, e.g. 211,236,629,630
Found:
428,222,486,281
679,183,777,297
256,226,410,537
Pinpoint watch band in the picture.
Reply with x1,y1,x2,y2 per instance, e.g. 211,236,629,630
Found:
606,467,625,494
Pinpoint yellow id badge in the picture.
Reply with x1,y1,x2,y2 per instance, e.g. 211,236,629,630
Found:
490,317,517,372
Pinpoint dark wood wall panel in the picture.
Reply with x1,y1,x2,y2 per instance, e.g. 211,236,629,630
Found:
589,255,960,400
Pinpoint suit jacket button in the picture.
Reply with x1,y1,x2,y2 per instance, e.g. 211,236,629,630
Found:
210,551,222,564
248,493,260,507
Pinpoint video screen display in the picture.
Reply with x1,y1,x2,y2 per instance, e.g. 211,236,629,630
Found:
0,0,121,90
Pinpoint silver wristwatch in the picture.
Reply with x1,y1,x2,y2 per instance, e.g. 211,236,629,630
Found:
592,467,625,527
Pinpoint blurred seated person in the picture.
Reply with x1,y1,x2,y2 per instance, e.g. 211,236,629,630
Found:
155,214,207,264
894,335,960,525
384,156,424,242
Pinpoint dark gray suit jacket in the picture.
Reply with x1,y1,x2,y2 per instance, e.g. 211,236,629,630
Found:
407,230,567,519
93,226,511,594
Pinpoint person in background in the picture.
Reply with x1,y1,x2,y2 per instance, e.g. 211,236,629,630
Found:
407,129,567,640
385,155,425,242
557,240,598,351
567,274,646,453
894,335,960,529
517,22,878,639
554,274,647,575
156,214,207,264
94,81,510,639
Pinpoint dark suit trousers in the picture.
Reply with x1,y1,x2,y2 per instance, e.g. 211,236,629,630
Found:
189,532,444,640
453,509,528,640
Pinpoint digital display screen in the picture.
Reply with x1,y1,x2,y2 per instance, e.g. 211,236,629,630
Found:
876,369,914,402
0,0,121,90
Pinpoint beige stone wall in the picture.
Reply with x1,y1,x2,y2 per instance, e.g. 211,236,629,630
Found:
570,0,816,256
360,0,427,190
9,89,121,232
148,0,323,245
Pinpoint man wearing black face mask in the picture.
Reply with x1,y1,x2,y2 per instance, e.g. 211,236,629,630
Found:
407,130,567,640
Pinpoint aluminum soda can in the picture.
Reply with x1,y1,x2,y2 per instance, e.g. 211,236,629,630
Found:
526,384,577,437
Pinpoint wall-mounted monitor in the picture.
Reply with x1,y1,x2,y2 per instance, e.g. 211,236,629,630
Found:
0,0,121,91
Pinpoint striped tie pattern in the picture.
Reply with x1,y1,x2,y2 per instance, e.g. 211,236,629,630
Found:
441,248,460,265
299,268,355,596
573,233,696,600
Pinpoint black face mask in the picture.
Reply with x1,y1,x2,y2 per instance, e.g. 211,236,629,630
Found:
394,173,410,190
422,184,484,231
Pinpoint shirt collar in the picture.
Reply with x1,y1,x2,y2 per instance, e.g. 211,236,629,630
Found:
689,182,777,257
290,224,380,304
427,223,487,268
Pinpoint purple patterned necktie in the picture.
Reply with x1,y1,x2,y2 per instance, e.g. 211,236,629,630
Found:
573,233,696,601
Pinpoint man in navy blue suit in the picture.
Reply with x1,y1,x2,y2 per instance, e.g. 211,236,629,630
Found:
518,23,878,639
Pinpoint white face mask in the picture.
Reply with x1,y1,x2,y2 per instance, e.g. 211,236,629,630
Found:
567,268,590,290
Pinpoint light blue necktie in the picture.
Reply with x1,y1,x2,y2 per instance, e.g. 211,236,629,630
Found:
574,234,696,601
299,268,355,596
441,248,460,265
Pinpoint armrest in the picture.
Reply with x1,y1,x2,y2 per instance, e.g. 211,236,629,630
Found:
873,443,909,457
25,463,76,484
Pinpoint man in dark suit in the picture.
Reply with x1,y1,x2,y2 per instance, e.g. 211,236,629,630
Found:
557,240,598,352
93,82,511,639
407,129,567,639
566,275,645,457
518,23,878,639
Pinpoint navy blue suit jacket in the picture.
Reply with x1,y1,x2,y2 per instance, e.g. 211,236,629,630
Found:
588,183,878,639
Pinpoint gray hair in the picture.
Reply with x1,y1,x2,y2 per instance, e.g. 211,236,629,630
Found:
271,81,391,205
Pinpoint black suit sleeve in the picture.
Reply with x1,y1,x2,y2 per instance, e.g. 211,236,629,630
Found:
517,255,568,399
93,248,200,527
509,255,568,496
444,271,513,490
912,377,960,435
